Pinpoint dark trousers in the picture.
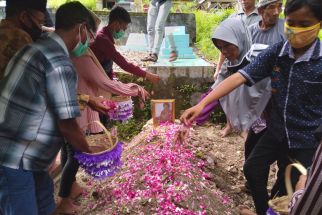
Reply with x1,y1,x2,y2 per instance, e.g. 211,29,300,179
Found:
244,128,266,160
59,142,79,198
243,129,316,215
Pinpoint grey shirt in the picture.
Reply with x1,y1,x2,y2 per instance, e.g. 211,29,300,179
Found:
248,19,286,45
229,8,261,27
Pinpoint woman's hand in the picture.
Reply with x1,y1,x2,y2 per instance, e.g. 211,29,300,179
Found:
213,71,220,80
138,87,150,102
87,96,110,114
180,104,204,126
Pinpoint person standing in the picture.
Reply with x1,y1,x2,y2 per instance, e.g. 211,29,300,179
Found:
240,0,285,207
90,6,160,83
0,0,46,80
248,0,285,45
0,2,97,214
141,0,177,62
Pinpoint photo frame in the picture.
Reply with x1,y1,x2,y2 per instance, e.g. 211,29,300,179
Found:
151,99,175,127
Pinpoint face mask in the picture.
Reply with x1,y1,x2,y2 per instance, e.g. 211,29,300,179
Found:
71,26,89,57
284,22,321,49
112,30,125,39
21,16,42,41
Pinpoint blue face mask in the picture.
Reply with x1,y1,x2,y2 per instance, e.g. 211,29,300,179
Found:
71,26,89,57
112,30,125,39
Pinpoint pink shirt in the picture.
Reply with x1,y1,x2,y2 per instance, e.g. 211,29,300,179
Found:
72,49,142,133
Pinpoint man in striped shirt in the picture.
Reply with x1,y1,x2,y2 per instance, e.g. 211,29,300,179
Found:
0,2,97,215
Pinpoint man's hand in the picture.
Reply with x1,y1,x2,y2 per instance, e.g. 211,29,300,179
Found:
145,72,161,84
88,96,111,114
58,119,91,153
295,174,307,191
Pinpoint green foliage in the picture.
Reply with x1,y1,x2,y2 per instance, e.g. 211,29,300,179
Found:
114,119,146,141
176,84,198,108
319,30,322,40
171,2,198,13
48,0,96,9
194,9,235,61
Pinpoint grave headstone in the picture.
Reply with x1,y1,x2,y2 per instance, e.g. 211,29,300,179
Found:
123,33,148,52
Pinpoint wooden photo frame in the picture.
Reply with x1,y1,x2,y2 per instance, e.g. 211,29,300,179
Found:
151,99,175,127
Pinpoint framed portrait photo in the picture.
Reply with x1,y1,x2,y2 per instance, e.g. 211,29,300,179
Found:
151,99,175,127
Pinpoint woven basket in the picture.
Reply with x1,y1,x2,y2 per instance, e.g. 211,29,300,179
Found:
74,121,123,179
267,163,307,215
83,121,118,154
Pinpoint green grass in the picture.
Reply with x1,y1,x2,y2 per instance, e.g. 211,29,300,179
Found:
194,9,235,61
48,0,96,9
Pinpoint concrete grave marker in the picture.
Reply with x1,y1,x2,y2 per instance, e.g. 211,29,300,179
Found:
122,33,148,52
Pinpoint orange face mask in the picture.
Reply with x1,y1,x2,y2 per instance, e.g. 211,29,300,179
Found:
284,22,321,49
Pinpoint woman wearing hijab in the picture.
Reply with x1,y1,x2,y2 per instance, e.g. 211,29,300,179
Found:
211,17,271,138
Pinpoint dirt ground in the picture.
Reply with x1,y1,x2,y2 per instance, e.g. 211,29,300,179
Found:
54,121,279,214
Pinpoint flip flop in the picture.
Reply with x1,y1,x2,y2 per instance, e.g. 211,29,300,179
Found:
141,53,158,62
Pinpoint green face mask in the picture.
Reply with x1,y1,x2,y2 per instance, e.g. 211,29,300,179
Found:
71,26,89,57
112,30,125,39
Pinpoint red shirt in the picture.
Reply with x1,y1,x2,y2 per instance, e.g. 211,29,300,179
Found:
90,26,146,77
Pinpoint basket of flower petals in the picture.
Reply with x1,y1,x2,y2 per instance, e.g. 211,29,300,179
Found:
102,96,133,122
74,121,123,179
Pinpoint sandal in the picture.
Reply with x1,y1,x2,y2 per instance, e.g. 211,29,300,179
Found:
169,50,178,62
141,53,158,62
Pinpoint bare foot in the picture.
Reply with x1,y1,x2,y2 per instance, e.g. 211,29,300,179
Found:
55,197,80,215
237,205,257,215
240,131,248,141
220,124,232,137
70,181,86,200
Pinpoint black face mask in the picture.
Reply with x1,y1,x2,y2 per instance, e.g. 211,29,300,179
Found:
21,15,42,41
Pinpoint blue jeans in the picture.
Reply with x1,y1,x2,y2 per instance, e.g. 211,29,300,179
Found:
0,164,55,215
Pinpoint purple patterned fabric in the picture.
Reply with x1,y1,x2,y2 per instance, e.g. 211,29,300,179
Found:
74,142,123,179
108,100,133,122
195,88,219,125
